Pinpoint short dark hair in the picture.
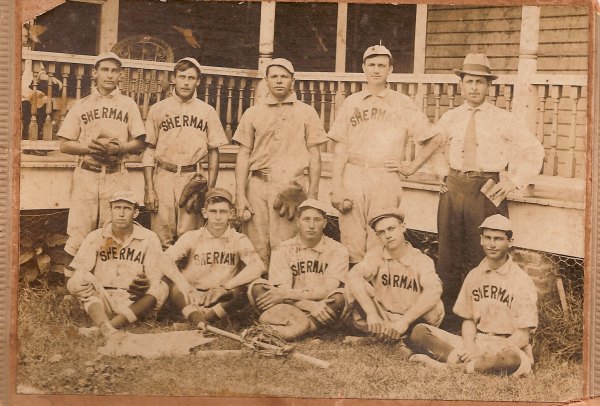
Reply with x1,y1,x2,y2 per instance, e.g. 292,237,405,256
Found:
480,228,513,239
174,60,201,77
204,195,233,208
364,54,393,66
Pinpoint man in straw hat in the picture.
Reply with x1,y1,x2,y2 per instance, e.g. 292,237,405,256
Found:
397,53,544,330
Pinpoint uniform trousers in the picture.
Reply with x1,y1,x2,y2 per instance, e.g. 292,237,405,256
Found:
436,171,508,327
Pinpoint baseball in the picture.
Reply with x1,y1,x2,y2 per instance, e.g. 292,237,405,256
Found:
241,209,252,222
342,199,353,213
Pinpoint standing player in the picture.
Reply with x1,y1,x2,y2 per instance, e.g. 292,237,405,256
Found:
233,58,328,265
249,199,349,340
398,54,544,329
328,45,434,265
142,57,229,248
347,207,444,340
164,188,264,327
66,190,170,336
59,52,146,273
409,215,538,377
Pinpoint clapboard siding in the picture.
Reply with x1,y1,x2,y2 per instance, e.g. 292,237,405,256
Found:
425,6,522,74
537,6,588,73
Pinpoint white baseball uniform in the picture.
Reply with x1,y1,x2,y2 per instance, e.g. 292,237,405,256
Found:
59,88,145,257
144,92,229,247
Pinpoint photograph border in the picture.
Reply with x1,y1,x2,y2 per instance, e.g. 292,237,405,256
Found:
6,0,597,404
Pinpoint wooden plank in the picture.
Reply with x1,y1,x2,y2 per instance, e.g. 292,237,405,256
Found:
427,6,521,22
427,19,522,33
538,42,590,56
539,15,588,29
537,56,589,72
425,56,519,71
427,31,521,45
538,28,589,43
539,5,589,17
426,44,520,58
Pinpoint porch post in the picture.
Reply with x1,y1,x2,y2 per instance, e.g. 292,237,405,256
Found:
98,0,119,53
335,3,348,73
413,4,428,74
512,6,540,132
258,1,276,73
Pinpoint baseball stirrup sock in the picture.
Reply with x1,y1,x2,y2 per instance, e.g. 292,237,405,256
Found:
212,304,227,319
182,304,200,319
473,348,521,375
121,307,138,323
409,324,454,362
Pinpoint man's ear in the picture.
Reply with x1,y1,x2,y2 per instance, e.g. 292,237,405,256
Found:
201,207,208,218
133,207,140,219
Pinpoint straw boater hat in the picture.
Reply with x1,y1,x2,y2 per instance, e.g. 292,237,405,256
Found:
453,53,498,81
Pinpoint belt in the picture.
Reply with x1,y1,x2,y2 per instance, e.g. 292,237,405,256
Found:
449,168,498,178
156,159,198,174
251,170,272,182
80,161,121,174
477,330,511,338
347,156,386,169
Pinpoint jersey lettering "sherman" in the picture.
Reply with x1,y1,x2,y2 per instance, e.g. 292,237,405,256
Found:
193,251,237,266
160,115,209,132
349,107,387,127
472,284,514,308
291,260,328,276
381,273,421,292
98,246,145,263
81,107,129,125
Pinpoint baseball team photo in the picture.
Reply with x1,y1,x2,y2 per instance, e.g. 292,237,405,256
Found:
17,0,587,402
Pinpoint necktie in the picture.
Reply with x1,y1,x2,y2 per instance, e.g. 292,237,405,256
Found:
462,108,478,171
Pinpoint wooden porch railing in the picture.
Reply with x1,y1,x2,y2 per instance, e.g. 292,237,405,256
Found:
22,50,587,179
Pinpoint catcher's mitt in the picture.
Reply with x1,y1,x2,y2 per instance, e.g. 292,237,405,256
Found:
179,173,208,211
272,181,307,220
127,273,151,301
88,134,122,165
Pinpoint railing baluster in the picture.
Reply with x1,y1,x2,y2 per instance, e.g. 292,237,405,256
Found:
544,85,561,176
59,64,70,128
566,85,581,178
408,83,417,103
75,64,84,101
433,83,442,123
504,84,513,112
237,78,247,128
225,77,235,140
328,81,337,152
309,81,316,109
141,70,153,120
536,85,548,145
489,84,498,107
42,62,56,140
299,81,307,103
155,70,165,102
447,83,457,111
215,76,224,122
319,81,326,125
420,83,429,114
204,75,212,104
249,79,256,106
28,61,41,141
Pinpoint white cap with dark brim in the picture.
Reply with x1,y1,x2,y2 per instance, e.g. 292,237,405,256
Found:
368,207,405,230
109,189,138,205
264,58,295,76
298,199,328,215
363,45,392,62
94,51,123,67
177,57,203,74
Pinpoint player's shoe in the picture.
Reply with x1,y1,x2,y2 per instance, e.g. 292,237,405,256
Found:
409,353,448,369
99,320,119,337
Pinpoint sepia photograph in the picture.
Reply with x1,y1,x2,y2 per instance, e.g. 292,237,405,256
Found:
14,0,588,403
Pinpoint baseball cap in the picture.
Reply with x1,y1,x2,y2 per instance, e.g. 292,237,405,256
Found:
368,207,405,230
265,58,295,76
94,51,123,68
205,188,233,204
453,53,498,80
479,214,512,231
298,199,328,215
109,189,138,205
177,57,202,74
363,45,392,62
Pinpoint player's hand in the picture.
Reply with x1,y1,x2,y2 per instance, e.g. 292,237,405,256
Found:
308,298,337,325
457,342,481,362
488,179,515,200
439,178,448,194
203,287,232,307
105,138,122,156
256,286,286,310
69,281,94,299
189,289,208,306
144,189,159,212
385,317,410,340
385,159,416,177
235,195,254,223
331,186,352,214
366,313,386,337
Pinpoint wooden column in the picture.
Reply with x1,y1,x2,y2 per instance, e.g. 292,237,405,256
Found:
335,3,348,73
256,1,276,104
98,0,119,53
512,6,540,133
413,4,428,74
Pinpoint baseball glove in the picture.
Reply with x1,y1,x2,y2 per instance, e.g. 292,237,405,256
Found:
127,273,151,301
88,134,122,164
179,173,208,209
272,181,307,221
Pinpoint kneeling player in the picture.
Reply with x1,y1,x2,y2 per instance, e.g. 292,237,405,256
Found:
66,190,170,336
165,188,264,327
347,208,444,341
249,199,349,341
409,215,538,376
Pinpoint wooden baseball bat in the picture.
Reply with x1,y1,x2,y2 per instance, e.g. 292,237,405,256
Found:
197,322,331,369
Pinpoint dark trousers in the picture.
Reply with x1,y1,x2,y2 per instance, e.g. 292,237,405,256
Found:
436,172,508,329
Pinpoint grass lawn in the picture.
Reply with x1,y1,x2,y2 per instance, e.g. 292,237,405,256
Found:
16,284,583,402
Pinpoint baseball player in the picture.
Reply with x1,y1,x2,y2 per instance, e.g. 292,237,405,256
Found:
65,190,170,336
346,207,444,341
163,188,265,327
398,54,545,330
249,199,349,341
409,214,538,376
58,52,146,273
142,57,229,248
233,58,328,265
328,45,434,265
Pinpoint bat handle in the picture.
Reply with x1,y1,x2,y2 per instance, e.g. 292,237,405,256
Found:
291,352,331,369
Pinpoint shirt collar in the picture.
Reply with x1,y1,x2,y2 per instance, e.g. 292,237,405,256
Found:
361,87,390,99
293,234,326,253
171,88,198,104
462,100,492,112
92,87,122,98
266,92,297,105
102,222,145,245
201,226,234,240
481,255,514,275
382,242,415,264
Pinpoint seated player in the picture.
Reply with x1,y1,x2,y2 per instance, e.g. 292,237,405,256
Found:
346,207,444,341
164,188,264,327
409,214,538,377
249,199,349,341
66,190,170,336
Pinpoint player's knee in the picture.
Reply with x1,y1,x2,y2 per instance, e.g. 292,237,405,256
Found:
493,347,522,375
326,292,346,318
409,323,430,346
